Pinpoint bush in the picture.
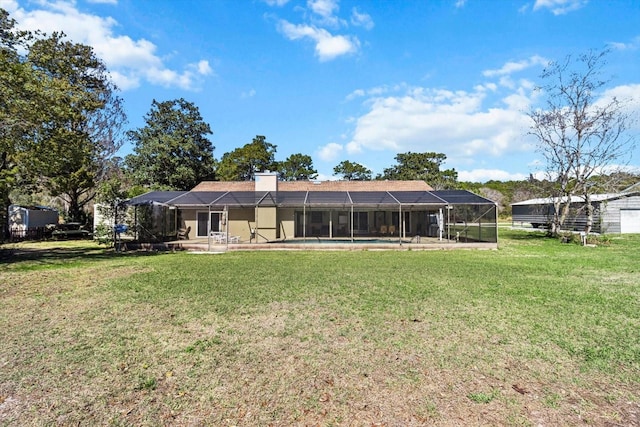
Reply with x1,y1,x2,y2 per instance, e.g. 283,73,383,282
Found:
94,223,114,246
588,234,612,246
559,232,580,244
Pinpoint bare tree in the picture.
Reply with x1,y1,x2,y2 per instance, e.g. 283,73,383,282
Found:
529,49,636,235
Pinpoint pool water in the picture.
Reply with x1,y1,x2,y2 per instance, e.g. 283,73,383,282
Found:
273,238,411,244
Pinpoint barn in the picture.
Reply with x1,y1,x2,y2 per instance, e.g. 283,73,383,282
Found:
511,191,640,234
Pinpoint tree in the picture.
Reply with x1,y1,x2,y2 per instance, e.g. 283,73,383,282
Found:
217,135,277,181
278,153,317,181
377,152,458,189
25,32,126,222
94,177,128,246
125,99,215,190
0,9,33,238
333,160,371,181
529,49,636,235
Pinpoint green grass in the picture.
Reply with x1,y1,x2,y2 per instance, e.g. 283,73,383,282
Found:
1,229,639,425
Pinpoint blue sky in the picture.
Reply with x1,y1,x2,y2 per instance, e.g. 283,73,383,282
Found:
3,0,640,182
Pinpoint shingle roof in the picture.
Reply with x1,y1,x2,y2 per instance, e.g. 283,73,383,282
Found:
192,180,433,192
191,181,255,191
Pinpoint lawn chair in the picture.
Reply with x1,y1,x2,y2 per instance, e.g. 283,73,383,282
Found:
177,226,191,240
389,225,396,236
210,231,225,243
379,225,388,236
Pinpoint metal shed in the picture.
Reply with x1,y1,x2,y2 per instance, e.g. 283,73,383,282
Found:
511,192,640,233
8,205,59,240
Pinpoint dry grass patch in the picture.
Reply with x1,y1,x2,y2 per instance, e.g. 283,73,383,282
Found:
1,234,639,425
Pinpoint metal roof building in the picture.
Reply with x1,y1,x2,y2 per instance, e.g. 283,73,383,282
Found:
511,191,640,234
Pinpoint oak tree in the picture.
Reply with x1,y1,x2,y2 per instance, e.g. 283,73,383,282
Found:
217,135,277,181
378,152,458,189
278,153,317,181
125,99,215,190
333,160,372,181
26,32,126,221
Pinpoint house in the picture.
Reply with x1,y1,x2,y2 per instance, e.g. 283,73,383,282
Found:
511,191,640,233
125,174,497,248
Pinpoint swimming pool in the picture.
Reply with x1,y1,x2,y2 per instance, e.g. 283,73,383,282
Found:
272,238,412,244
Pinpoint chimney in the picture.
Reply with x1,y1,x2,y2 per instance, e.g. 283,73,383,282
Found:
254,172,278,192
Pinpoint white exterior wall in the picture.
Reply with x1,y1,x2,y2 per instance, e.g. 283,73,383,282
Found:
601,195,640,233
93,203,113,234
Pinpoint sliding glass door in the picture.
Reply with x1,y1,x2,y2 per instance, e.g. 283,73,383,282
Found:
196,211,222,237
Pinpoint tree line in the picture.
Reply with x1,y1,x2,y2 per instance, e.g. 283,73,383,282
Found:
1,9,125,237
121,98,460,189
2,7,636,239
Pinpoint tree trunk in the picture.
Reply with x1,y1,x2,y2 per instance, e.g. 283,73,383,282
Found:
558,200,571,235
551,200,562,236
68,191,82,223
584,194,593,234
0,193,10,242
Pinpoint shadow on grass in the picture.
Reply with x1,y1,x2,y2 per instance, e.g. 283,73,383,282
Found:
0,242,164,269
508,232,552,241
501,228,553,241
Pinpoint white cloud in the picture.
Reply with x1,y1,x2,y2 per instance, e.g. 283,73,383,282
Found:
5,0,212,91
107,70,139,91
0,0,18,13
609,36,640,51
308,0,338,19
341,57,640,178
483,55,548,77
598,84,640,107
194,60,213,76
597,84,640,131
270,0,367,61
345,89,366,101
317,142,343,161
458,169,527,182
87,0,117,4
455,0,467,8
474,83,498,92
532,0,587,15
241,89,257,99
502,84,537,111
307,0,343,28
345,80,538,164
345,83,407,101
314,172,338,181
351,7,374,30
278,20,359,61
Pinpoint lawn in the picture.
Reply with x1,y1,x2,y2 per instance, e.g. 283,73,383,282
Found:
0,230,638,426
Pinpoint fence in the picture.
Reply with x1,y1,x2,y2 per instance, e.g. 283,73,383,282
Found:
9,227,52,242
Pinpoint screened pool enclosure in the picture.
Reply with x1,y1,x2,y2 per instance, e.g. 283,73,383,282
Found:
125,187,498,245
